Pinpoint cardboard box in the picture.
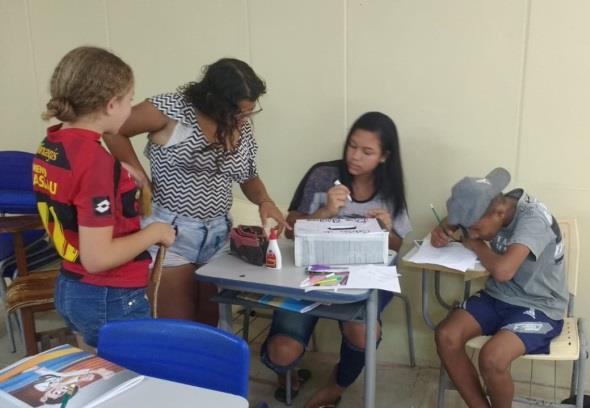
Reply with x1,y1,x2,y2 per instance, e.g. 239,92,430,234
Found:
294,218,388,266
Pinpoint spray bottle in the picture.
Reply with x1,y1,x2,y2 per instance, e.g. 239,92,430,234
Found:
265,228,282,269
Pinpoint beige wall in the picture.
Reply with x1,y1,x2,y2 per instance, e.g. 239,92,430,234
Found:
2,0,589,390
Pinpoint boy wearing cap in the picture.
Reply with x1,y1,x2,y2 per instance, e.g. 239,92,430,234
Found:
432,167,568,408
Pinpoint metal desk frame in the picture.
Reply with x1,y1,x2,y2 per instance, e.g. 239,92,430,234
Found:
400,246,488,330
197,240,380,408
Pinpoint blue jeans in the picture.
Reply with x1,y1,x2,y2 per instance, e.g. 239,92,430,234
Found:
54,274,151,347
142,204,231,266
260,290,393,388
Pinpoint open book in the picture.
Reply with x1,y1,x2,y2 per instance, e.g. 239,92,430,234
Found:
236,292,323,313
0,344,143,408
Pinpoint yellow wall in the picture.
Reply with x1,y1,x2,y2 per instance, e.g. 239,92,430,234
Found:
2,0,589,389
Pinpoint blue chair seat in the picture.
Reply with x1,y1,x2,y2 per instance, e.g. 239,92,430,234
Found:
0,190,37,214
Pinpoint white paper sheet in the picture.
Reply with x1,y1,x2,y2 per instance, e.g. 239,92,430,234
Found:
407,236,477,272
295,218,384,234
304,265,401,293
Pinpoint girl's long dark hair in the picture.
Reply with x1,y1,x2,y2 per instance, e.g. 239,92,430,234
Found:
340,112,407,216
179,58,266,150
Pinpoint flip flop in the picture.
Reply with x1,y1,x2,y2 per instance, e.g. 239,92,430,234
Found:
274,368,312,403
318,396,342,408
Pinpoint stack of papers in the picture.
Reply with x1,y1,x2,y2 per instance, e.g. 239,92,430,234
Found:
406,236,477,272
300,264,401,293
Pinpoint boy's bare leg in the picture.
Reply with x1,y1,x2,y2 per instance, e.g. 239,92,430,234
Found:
435,309,490,408
478,330,525,408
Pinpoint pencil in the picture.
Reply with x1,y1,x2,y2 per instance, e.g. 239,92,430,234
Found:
429,204,457,241
429,203,443,224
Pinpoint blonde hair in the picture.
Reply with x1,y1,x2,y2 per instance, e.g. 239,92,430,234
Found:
42,46,133,122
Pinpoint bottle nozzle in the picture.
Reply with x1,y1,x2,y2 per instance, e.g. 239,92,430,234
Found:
269,228,278,240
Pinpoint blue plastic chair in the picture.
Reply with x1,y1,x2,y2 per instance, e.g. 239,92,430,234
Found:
97,319,251,398
0,151,45,271
0,151,38,215
0,150,53,353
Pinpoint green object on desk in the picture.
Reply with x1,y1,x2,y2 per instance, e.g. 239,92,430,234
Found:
60,385,76,408
430,204,461,242
430,203,444,225
317,276,341,286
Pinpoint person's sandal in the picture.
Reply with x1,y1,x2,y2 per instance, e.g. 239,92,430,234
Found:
317,396,342,408
274,368,312,403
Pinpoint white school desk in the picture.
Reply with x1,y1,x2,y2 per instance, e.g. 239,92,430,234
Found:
196,240,380,408
97,376,248,407
400,246,488,330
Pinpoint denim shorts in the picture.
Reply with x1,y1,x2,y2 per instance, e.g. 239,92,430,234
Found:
54,274,151,347
261,290,394,373
461,291,564,354
142,204,231,266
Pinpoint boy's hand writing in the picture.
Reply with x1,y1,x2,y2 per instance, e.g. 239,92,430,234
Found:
431,225,453,247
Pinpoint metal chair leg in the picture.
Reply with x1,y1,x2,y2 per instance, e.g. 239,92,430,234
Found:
242,307,251,342
395,293,416,367
5,311,16,352
286,368,292,405
437,365,449,408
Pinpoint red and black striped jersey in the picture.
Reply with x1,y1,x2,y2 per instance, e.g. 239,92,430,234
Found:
33,125,151,288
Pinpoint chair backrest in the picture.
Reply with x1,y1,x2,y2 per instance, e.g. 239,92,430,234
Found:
97,319,250,398
0,151,37,214
558,219,580,298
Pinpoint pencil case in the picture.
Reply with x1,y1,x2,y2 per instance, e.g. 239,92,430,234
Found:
230,225,268,266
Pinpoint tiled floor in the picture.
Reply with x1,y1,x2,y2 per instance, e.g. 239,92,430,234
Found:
0,306,572,407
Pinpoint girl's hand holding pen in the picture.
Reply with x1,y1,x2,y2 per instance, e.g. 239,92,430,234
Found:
325,185,349,216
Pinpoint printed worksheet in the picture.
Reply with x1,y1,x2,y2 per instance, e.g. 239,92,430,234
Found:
408,236,477,272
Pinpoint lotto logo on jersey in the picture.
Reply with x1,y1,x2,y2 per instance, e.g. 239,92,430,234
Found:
93,197,112,216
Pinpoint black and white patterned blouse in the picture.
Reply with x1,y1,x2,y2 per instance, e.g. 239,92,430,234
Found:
145,92,258,219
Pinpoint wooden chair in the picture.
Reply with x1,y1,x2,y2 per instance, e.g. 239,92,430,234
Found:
0,151,68,355
1,215,62,356
149,245,166,318
436,219,588,407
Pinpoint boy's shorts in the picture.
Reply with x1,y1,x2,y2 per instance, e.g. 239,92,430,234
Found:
55,274,151,347
461,291,563,354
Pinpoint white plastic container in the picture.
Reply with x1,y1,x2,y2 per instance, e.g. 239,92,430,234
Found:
265,228,282,269
294,218,388,266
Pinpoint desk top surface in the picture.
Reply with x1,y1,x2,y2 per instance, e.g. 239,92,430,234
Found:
197,240,370,303
97,376,248,407
400,246,489,281
0,215,42,233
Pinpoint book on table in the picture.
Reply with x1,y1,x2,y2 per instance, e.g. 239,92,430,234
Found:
236,292,323,313
0,343,143,408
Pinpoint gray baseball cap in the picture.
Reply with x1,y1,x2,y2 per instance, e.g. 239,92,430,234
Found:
446,167,511,227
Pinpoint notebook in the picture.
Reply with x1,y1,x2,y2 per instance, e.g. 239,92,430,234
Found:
0,344,143,408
